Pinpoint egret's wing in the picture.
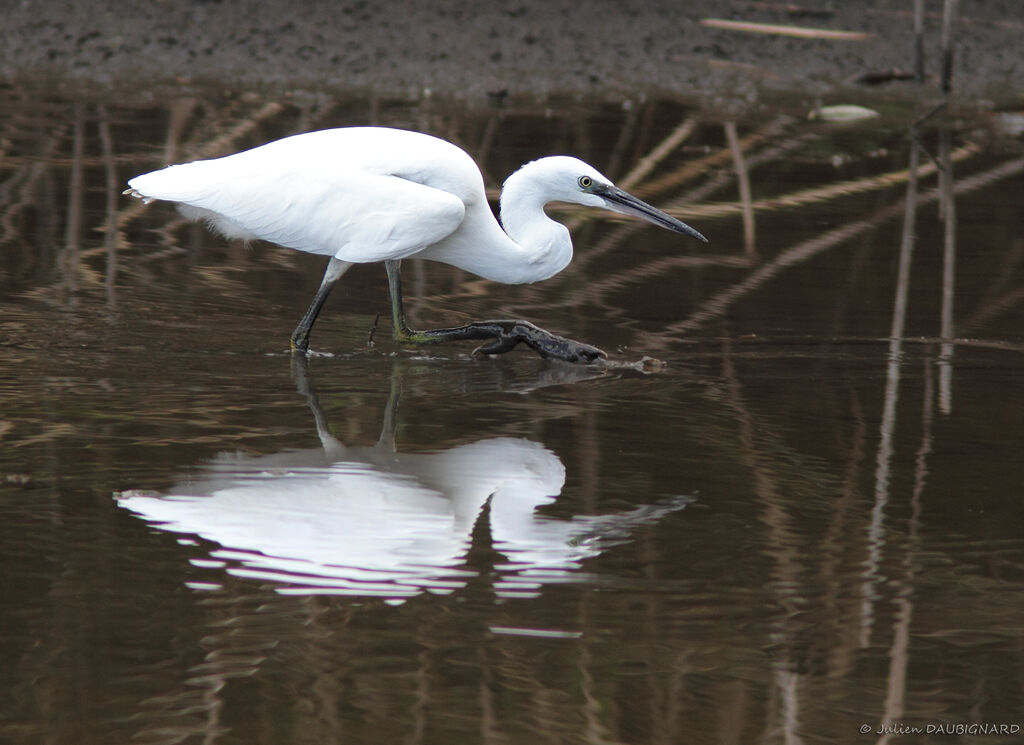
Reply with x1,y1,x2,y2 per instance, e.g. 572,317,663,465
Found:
129,163,467,262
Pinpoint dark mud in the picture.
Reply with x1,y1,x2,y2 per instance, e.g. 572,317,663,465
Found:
3,0,1021,109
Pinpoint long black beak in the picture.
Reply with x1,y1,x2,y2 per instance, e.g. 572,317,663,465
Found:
597,184,708,242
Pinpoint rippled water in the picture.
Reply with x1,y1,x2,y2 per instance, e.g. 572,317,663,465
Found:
1,85,1023,744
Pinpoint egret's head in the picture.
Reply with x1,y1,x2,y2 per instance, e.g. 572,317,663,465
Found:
503,156,608,208
507,156,707,242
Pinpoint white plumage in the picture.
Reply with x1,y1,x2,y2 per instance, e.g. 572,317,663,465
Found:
127,126,706,360
129,128,474,263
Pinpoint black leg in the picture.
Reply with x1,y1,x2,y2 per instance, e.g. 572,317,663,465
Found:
384,260,606,364
291,258,352,353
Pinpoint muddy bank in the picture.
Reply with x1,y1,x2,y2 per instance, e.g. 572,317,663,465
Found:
2,0,1021,108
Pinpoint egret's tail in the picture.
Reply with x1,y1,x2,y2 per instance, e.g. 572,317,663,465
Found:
125,162,215,203
125,163,258,242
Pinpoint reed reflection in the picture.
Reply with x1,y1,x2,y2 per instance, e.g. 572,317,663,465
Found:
118,358,691,602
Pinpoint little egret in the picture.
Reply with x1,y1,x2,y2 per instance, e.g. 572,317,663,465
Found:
126,127,707,362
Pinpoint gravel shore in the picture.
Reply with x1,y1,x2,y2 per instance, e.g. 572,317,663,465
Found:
2,1,1021,108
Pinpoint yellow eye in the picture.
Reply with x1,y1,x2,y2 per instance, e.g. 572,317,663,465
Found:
578,175,593,189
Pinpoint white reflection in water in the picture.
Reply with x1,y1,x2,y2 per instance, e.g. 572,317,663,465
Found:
119,363,690,602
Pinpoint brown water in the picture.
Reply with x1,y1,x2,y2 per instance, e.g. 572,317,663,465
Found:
2,87,1023,745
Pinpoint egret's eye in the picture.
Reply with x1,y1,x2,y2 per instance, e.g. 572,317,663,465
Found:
578,175,593,189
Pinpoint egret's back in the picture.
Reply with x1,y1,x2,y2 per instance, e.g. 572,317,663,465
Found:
128,128,483,261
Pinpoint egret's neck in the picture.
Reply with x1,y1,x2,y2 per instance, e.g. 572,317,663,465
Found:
495,166,574,284
421,162,575,285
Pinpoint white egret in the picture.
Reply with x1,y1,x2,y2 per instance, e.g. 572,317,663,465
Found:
126,127,707,362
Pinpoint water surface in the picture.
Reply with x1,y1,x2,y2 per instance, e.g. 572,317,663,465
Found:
2,87,1023,744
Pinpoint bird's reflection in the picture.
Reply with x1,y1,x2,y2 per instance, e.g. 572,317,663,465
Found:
119,359,691,602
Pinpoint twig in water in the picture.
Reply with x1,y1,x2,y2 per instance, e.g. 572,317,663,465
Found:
368,312,381,346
